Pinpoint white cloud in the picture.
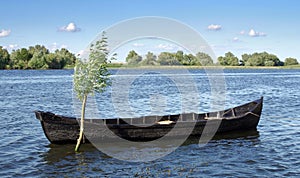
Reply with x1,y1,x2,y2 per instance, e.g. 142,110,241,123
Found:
154,44,184,53
3,44,18,50
132,43,144,47
248,29,266,37
59,22,81,32
9,44,18,48
248,29,256,37
239,30,246,35
233,37,240,42
240,29,267,37
155,44,176,50
48,43,68,52
207,24,222,31
60,44,68,49
0,29,11,37
240,29,266,37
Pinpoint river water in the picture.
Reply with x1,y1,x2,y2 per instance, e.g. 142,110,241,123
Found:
0,68,299,177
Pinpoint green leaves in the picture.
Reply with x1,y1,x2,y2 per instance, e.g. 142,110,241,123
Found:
1,44,76,69
73,32,112,101
0,46,10,69
126,50,142,65
284,57,299,66
241,52,283,66
125,50,214,66
218,52,239,66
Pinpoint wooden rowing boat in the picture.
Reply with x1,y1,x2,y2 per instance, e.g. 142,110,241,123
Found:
35,97,263,144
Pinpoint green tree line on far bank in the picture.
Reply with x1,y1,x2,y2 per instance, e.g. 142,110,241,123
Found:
218,51,298,66
126,50,214,66
1,45,299,70
125,50,299,67
0,45,76,69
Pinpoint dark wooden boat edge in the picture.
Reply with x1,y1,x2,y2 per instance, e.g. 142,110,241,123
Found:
35,97,263,144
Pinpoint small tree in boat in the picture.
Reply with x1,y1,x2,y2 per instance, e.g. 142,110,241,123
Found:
74,32,115,152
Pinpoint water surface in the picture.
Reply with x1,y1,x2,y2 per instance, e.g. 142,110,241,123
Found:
0,68,299,177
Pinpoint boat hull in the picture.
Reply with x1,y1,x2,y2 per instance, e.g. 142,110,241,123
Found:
35,97,263,144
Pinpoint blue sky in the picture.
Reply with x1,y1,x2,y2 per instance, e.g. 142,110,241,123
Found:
1,0,300,62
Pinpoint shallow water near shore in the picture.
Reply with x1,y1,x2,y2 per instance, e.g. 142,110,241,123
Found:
0,68,299,177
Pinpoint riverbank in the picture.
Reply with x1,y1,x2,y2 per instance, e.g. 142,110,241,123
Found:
107,64,300,70
1,64,300,70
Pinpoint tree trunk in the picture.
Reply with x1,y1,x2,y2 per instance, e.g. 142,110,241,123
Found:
75,95,87,152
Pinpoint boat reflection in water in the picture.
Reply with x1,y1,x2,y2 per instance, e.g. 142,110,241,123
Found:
42,129,260,165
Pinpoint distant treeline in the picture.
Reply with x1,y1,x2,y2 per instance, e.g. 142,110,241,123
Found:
218,52,298,66
1,46,299,70
126,50,299,67
0,45,76,69
126,50,214,66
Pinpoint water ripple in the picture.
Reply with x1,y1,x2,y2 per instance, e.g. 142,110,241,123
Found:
0,69,299,177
